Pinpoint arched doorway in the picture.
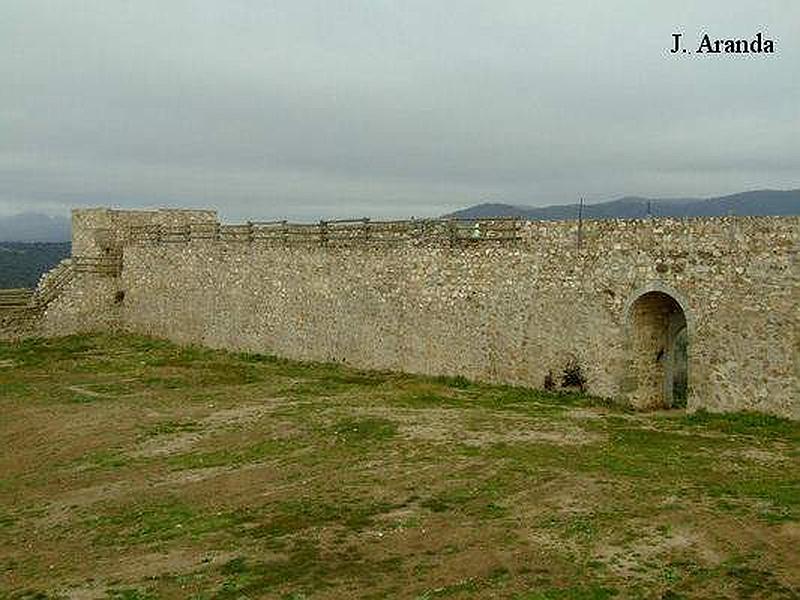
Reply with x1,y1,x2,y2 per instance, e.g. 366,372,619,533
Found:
627,290,688,409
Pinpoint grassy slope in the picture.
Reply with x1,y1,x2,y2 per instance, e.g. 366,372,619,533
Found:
0,335,798,599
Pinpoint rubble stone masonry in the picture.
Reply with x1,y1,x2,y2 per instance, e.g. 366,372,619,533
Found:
29,208,800,419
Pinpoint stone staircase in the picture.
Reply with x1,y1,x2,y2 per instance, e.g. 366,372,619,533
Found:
32,258,75,307
0,288,34,312
0,259,76,338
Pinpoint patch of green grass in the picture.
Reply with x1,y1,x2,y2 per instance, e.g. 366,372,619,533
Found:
431,374,474,389
275,366,391,399
420,477,512,520
708,476,799,523
212,542,325,598
73,449,131,471
0,334,97,367
220,556,248,575
236,351,279,364
0,382,33,397
65,394,98,405
481,384,620,414
211,537,406,599
0,511,17,531
167,439,289,470
517,586,617,600
63,381,139,404
392,380,614,416
138,344,218,367
581,428,718,479
247,497,395,539
141,361,262,388
324,369,391,387
81,382,131,395
396,390,460,408
125,336,175,353
491,385,577,406
725,565,792,598
329,417,397,444
86,498,250,546
539,514,599,540
486,423,799,525
278,378,347,398
104,589,158,600
416,567,510,598
140,419,200,438
680,410,800,441
139,375,185,389
421,488,473,514
416,577,481,597
0,591,67,600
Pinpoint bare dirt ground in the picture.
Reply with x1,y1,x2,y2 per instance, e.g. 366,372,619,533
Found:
0,334,798,599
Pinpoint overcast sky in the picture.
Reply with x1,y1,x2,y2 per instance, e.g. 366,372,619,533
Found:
2,1,798,221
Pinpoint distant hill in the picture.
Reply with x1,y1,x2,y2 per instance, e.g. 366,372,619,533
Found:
446,189,800,221
0,212,70,242
0,242,71,288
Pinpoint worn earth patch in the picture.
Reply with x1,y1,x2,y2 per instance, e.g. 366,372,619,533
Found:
0,334,798,599
350,406,603,446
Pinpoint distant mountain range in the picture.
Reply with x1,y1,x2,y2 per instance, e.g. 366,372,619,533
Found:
446,189,800,221
0,212,70,242
1,190,798,243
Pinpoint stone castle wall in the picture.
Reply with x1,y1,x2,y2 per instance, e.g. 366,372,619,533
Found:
36,208,800,419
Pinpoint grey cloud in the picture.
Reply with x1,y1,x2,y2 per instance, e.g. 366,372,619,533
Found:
1,1,798,221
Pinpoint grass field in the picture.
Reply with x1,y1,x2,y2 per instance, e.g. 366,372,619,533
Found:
0,334,798,599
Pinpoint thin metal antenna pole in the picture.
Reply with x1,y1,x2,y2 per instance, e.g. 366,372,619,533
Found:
577,197,584,250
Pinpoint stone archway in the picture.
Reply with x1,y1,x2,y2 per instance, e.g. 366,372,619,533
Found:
626,288,689,409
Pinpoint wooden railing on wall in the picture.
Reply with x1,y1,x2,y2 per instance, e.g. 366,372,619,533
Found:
127,217,522,247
